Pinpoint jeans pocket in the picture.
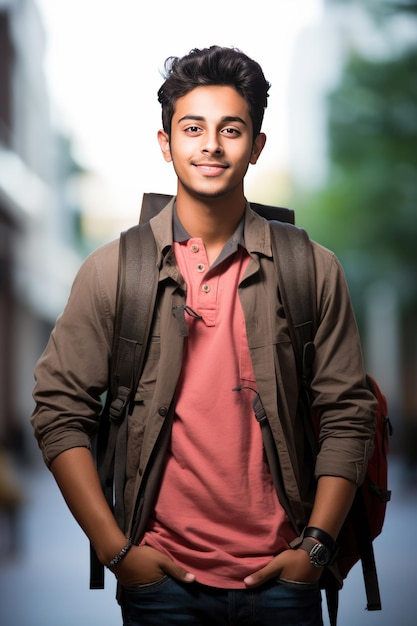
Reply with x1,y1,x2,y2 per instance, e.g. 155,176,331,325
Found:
123,574,170,593
276,578,320,591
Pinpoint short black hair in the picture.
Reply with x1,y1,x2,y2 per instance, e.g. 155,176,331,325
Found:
158,46,270,140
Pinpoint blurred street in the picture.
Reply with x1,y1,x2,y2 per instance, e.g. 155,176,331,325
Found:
0,455,415,626
1,3,416,625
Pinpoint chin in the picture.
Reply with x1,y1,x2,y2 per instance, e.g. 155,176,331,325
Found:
188,185,233,200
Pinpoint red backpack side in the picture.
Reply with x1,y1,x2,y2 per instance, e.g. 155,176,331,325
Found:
337,375,392,583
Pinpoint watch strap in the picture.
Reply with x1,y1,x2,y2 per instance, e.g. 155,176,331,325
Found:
299,537,319,554
303,526,337,553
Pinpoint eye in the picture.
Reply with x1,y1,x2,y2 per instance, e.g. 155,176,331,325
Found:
221,127,241,136
185,125,202,134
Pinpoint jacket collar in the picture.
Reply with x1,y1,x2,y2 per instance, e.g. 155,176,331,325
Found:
149,196,273,264
243,202,272,258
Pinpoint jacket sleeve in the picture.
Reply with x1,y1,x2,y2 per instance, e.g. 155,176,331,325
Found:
30,239,119,467
310,242,377,486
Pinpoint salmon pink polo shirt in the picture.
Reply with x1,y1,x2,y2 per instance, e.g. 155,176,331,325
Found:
142,213,295,588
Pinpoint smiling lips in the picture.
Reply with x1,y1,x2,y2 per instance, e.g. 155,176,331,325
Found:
193,162,229,176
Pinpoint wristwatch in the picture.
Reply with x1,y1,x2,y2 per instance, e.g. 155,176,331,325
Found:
299,537,333,567
298,526,338,568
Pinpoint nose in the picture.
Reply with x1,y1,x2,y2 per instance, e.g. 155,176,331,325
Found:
201,130,223,155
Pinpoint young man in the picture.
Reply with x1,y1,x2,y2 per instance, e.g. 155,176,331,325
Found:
31,46,376,626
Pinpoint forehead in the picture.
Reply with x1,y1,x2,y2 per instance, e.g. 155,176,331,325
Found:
173,85,251,123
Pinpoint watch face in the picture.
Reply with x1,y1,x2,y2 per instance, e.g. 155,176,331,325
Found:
310,543,330,567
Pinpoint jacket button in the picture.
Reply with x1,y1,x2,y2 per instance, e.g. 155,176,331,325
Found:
158,406,168,417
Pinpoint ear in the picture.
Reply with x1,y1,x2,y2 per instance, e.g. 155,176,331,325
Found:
250,133,266,165
158,129,172,162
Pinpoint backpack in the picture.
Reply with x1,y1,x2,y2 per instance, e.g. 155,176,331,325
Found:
272,220,392,625
91,193,391,626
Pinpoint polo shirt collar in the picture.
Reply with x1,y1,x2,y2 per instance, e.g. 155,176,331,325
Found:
150,196,272,263
173,203,245,268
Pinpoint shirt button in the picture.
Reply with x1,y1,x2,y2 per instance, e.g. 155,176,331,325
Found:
190,243,199,253
197,263,206,272
202,284,210,293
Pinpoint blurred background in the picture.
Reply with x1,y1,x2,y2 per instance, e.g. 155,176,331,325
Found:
0,0,416,624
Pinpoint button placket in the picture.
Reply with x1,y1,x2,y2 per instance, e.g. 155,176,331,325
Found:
185,238,217,324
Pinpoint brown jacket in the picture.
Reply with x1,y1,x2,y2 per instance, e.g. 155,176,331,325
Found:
31,199,376,541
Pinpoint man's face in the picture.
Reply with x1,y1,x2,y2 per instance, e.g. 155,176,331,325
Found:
158,85,265,200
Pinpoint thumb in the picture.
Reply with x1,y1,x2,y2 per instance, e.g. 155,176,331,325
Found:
244,561,280,588
161,556,196,584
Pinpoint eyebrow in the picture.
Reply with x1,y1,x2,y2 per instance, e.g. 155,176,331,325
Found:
177,115,247,126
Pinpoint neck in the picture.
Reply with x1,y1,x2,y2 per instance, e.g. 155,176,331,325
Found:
175,186,246,248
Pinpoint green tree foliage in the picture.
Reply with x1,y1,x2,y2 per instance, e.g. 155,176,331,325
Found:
298,47,417,323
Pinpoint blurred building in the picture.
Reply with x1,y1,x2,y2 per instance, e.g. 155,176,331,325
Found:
289,0,417,192
0,0,83,460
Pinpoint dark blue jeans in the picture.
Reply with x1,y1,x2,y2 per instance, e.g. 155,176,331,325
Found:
120,576,323,626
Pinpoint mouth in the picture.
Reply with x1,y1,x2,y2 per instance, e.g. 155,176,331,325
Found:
193,162,228,176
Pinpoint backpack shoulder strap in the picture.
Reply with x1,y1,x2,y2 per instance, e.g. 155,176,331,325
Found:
250,201,295,224
269,220,316,379
270,221,383,624
140,192,173,223
90,220,158,589
109,221,159,518
111,221,159,411
269,221,342,626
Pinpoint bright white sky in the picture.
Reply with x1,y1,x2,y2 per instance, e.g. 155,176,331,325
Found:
35,0,323,228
